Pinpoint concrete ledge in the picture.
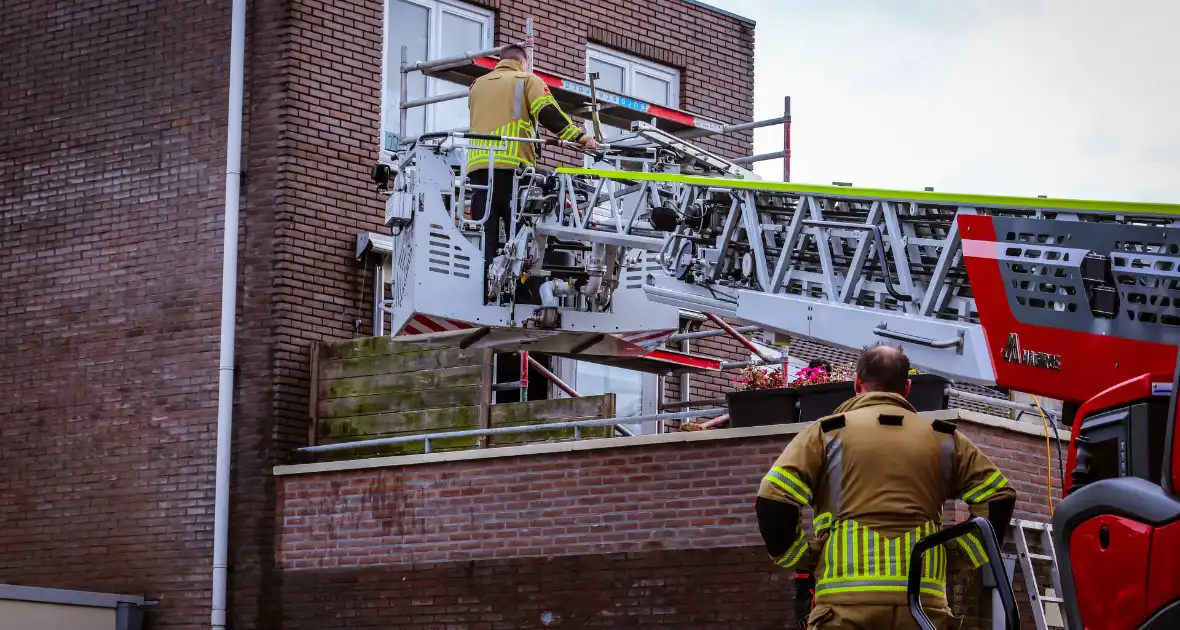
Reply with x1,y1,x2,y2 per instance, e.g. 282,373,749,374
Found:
926,409,1072,442
274,409,1070,477
274,422,807,476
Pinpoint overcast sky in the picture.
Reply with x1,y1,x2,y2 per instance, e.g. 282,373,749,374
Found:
706,0,1179,204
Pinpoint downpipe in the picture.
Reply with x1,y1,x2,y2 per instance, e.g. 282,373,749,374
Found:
211,0,246,626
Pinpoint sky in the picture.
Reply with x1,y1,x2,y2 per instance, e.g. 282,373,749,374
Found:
705,0,1180,203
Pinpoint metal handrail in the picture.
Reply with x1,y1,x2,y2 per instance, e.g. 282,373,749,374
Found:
946,387,1061,421
297,408,722,454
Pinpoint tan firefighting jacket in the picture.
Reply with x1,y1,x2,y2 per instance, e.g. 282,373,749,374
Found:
467,59,586,171
757,392,1017,607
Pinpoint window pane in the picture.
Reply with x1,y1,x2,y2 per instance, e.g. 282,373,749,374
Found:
587,59,627,139
633,73,671,107
434,11,485,132
440,11,483,57
386,0,429,144
575,363,644,418
588,58,625,93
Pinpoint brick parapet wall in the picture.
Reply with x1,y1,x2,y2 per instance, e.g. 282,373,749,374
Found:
274,412,1065,628
276,411,1065,570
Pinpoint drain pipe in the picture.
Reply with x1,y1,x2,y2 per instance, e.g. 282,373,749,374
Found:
211,0,247,627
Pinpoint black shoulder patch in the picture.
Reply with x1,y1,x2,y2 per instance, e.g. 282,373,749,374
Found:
931,419,958,434
819,415,846,432
877,414,905,426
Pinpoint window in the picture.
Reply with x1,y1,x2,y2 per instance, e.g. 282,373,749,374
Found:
555,360,659,435
381,0,494,154
551,46,682,434
585,45,680,139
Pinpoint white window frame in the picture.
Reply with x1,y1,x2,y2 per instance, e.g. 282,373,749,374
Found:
585,44,681,108
550,47,679,433
379,0,494,158
553,359,660,433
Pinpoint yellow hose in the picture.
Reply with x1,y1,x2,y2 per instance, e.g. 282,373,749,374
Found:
1031,395,1054,516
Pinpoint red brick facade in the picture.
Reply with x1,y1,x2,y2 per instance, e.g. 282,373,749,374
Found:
275,416,1066,628
0,0,756,627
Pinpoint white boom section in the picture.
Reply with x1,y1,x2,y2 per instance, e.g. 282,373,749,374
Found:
537,160,1180,385
376,124,1180,382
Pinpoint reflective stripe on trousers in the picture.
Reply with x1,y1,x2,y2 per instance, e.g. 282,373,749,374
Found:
816,519,947,598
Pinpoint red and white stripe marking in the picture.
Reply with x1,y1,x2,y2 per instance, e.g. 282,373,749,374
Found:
614,329,677,349
398,313,476,336
641,349,723,371
473,57,722,132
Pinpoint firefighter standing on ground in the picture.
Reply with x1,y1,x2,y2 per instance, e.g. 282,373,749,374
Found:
467,44,597,286
755,345,1018,629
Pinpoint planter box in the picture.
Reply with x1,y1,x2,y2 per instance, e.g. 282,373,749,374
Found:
907,373,952,413
726,374,952,429
796,373,952,423
796,380,858,424
726,387,800,428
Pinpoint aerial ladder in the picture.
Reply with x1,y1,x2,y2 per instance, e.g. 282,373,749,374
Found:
369,39,1180,630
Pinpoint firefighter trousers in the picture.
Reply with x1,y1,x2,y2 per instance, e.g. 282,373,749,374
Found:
807,603,964,630
468,167,516,280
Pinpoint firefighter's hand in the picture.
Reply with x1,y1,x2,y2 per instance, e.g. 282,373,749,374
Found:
580,136,600,150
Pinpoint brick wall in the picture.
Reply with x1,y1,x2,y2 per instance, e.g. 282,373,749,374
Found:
275,415,1065,628
272,0,758,448
0,0,232,626
278,548,795,629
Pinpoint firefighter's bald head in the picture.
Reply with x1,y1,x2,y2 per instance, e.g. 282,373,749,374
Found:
854,343,912,397
502,45,527,63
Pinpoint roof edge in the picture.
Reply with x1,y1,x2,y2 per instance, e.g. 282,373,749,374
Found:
680,0,756,26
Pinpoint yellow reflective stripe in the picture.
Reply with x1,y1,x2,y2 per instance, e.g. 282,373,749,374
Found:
468,155,524,166
816,582,945,597
529,94,558,116
467,122,534,168
961,537,979,566
763,467,812,504
924,522,932,578
560,125,582,141
818,519,950,596
774,530,809,568
958,532,988,567
872,529,881,577
963,470,1009,504
814,511,832,536
824,522,835,580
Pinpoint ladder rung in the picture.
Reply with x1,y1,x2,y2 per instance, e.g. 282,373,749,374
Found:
1040,596,1065,604
1026,553,1053,561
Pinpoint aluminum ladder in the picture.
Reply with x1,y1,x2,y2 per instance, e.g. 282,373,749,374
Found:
1006,519,1068,630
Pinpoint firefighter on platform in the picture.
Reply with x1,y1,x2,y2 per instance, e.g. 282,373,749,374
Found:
467,44,598,287
755,344,1018,629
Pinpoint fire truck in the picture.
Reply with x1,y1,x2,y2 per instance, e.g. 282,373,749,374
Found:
369,35,1180,629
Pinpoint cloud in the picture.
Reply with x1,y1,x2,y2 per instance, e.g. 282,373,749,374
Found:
707,0,1180,203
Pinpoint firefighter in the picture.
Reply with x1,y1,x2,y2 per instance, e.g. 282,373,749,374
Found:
755,344,1017,630
467,44,597,286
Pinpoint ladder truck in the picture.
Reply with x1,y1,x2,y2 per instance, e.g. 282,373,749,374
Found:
372,43,1180,630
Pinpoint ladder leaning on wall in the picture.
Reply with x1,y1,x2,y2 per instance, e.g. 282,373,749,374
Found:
987,520,1068,630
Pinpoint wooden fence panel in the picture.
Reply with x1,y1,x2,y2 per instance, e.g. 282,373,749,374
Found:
305,336,621,460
